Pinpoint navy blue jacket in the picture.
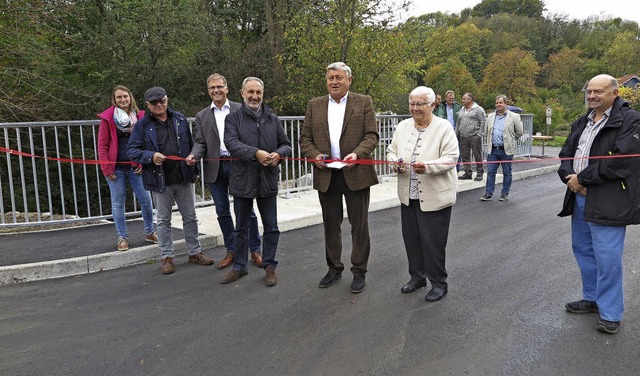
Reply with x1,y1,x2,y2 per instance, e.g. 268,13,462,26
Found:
127,108,198,192
558,97,640,225
224,103,291,198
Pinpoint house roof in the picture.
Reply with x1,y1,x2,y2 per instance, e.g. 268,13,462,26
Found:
617,74,640,87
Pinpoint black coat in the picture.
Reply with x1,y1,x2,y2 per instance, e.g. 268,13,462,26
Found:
224,103,292,198
557,97,640,225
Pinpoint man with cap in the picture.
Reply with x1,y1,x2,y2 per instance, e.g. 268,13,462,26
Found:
127,86,215,274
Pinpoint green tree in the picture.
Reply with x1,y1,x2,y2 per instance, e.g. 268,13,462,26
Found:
541,48,585,91
602,31,640,76
470,0,545,18
480,48,540,104
423,57,478,97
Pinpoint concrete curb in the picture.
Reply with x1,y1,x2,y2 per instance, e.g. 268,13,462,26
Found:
0,164,559,285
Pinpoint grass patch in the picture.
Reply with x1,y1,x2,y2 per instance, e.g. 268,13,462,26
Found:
532,136,566,147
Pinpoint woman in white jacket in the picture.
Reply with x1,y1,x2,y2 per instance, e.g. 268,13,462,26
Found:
387,86,459,302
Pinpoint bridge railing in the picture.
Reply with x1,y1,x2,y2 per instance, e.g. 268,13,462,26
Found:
0,114,532,227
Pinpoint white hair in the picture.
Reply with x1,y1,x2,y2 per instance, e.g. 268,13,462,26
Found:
241,77,264,90
326,62,352,78
409,86,435,104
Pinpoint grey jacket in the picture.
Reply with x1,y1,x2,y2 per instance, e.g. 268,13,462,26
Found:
224,103,291,198
456,103,486,138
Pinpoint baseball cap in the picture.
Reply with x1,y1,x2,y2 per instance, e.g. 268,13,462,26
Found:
144,87,167,102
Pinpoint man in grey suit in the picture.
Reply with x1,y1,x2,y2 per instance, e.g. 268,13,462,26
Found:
187,73,262,269
300,62,379,294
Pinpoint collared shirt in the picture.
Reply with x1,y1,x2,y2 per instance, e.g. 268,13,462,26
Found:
211,100,231,156
328,93,348,160
446,104,455,128
492,112,507,146
573,107,612,174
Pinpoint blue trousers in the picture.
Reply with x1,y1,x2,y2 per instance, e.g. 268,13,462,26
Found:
209,160,261,253
571,194,626,321
106,168,154,238
485,148,512,197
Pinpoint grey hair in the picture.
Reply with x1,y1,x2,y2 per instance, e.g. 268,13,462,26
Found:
241,77,264,90
207,73,228,86
445,90,455,97
326,62,352,78
495,95,508,103
463,92,475,102
591,74,619,90
409,86,435,104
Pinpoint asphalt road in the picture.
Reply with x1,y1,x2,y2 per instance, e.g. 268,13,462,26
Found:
2,172,640,375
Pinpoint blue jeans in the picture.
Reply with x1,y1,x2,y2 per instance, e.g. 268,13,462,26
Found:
232,196,279,271
152,184,201,259
485,148,513,197
572,194,626,321
209,160,261,252
106,168,154,238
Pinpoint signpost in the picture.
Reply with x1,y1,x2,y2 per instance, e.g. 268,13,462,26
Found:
544,106,552,156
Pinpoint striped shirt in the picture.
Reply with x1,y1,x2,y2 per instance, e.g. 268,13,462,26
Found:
573,107,612,174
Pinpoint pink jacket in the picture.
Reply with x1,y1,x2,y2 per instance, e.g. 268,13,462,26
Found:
97,106,145,177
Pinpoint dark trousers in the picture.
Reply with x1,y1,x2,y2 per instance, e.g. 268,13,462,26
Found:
459,134,483,175
232,195,279,271
318,170,371,275
401,200,452,288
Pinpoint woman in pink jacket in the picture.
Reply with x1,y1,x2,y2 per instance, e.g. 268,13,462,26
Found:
98,85,156,251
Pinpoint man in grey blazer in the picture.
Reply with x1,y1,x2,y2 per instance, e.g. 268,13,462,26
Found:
480,95,523,202
300,62,379,294
187,73,262,269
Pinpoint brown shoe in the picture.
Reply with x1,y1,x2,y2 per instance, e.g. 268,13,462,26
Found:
264,265,277,286
145,232,158,244
188,252,214,265
160,257,175,274
221,269,248,284
117,237,129,252
217,251,234,269
251,251,263,267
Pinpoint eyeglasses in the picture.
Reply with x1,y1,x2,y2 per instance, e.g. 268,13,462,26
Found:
409,102,429,108
148,98,167,106
585,89,606,95
208,85,227,91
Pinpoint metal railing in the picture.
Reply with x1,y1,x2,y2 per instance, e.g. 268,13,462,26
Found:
0,114,532,227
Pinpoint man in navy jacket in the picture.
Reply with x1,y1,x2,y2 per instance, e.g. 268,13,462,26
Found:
127,87,215,274
558,74,640,334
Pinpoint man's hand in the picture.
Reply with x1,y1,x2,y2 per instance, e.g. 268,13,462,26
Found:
152,152,166,166
314,154,328,169
268,152,280,167
256,150,271,166
133,166,143,174
566,174,585,194
185,154,197,166
343,153,357,169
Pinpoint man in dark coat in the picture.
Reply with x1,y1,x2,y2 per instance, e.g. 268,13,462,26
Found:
220,77,291,287
558,74,640,334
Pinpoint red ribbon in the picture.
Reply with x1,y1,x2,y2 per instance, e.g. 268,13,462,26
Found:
2,146,639,167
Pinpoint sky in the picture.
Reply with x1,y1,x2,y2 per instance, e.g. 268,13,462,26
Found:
403,0,640,23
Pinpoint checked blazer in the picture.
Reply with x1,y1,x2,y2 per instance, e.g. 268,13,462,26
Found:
190,100,241,184
300,92,379,192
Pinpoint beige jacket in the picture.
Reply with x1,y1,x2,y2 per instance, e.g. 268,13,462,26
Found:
484,110,523,155
387,116,459,212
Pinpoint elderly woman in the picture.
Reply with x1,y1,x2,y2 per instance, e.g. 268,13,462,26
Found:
387,86,459,302
98,85,156,251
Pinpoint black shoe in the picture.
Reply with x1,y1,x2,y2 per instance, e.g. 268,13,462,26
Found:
480,194,492,201
318,270,342,288
401,279,427,293
425,286,447,302
565,299,599,314
498,194,509,202
351,274,366,294
596,319,620,334
458,174,472,180
474,174,484,181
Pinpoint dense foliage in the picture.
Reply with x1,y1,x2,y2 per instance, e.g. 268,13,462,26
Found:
1,0,639,132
